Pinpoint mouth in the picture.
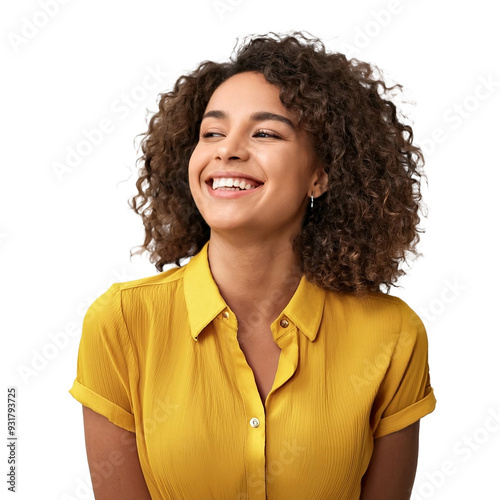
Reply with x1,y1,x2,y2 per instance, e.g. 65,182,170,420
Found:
207,175,264,192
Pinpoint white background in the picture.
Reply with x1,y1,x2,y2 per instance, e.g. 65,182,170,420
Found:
1,0,499,498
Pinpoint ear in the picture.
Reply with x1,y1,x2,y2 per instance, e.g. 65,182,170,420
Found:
311,167,328,198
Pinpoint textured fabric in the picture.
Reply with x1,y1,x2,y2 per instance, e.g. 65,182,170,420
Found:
69,241,436,500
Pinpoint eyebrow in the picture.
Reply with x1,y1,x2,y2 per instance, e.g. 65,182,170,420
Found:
201,110,296,130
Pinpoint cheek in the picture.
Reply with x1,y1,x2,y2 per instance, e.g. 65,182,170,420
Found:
187,151,207,209
188,149,201,184
272,153,314,190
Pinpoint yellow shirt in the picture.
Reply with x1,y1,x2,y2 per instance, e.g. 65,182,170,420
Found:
69,241,436,500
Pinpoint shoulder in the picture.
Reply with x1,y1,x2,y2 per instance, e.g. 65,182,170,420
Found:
324,289,425,345
115,264,185,293
328,289,420,323
110,264,186,301
85,265,187,322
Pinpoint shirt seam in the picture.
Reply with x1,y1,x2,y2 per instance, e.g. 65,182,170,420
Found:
115,285,141,417
116,268,185,292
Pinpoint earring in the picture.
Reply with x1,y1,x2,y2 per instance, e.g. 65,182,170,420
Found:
310,195,314,209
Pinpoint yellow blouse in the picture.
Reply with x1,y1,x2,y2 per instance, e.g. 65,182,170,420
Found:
69,241,436,500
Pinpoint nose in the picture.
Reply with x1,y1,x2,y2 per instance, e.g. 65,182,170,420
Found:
214,133,249,162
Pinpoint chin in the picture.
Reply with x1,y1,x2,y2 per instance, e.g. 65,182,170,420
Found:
206,220,247,233
203,215,259,235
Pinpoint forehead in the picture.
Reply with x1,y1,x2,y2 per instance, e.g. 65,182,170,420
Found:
206,71,290,115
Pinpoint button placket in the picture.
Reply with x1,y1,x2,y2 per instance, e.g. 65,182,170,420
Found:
220,314,266,500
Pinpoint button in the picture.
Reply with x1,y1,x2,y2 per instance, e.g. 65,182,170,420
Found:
280,318,289,328
249,418,260,428
222,311,229,319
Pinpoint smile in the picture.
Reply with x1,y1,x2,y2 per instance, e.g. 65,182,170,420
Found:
211,177,261,191
206,176,264,198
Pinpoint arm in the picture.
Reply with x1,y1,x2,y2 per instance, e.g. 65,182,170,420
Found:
360,420,420,500
82,405,152,500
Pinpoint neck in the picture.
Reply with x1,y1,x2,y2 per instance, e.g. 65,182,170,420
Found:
207,232,303,333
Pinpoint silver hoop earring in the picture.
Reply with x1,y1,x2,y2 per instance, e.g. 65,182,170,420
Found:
310,195,314,209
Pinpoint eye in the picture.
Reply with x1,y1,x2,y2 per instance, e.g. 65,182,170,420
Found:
253,129,281,139
201,131,224,138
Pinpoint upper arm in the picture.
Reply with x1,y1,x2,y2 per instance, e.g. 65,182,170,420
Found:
82,405,152,500
360,420,420,500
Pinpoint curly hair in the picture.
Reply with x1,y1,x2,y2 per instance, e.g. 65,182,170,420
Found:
129,31,426,297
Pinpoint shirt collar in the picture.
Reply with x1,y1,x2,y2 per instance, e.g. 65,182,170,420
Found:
183,241,326,342
183,242,227,341
280,275,325,341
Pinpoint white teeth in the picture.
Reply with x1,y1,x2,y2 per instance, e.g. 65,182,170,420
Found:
211,177,259,191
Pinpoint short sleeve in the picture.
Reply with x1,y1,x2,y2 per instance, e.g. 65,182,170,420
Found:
69,283,136,432
371,300,437,438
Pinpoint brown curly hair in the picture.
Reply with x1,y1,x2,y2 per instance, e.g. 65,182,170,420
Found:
129,31,426,297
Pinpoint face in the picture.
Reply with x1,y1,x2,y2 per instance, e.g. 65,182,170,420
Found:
188,71,328,240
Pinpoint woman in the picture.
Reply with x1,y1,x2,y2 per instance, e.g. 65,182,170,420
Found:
69,32,436,500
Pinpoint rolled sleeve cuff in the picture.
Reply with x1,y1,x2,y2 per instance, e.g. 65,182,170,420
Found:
69,378,135,433
373,388,437,439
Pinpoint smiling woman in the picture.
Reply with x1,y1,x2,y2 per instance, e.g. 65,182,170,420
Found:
69,31,436,500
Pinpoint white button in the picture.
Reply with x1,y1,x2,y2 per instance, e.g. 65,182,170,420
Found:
249,418,260,428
